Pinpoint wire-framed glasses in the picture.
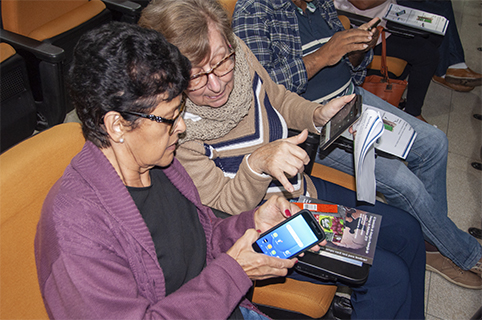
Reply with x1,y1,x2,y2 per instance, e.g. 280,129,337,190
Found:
123,96,186,135
188,51,236,91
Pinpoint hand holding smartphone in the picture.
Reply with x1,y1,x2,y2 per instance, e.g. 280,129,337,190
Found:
252,209,326,259
319,94,362,150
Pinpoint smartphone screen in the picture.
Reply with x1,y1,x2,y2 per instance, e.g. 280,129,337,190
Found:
253,210,325,259
319,94,362,150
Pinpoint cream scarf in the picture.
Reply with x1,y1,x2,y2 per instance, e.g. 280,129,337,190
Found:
180,38,253,144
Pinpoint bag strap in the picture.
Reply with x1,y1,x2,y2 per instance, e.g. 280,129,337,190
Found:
378,26,389,80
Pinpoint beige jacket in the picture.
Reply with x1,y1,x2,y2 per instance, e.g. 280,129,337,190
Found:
176,41,321,215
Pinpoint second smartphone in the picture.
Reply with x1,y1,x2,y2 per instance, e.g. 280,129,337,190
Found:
252,209,326,259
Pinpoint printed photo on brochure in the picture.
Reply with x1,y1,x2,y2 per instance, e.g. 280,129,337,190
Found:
293,196,382,265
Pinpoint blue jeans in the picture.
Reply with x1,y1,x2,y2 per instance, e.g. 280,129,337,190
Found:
290,178,426,319
316,87,482,270
240,307,270,320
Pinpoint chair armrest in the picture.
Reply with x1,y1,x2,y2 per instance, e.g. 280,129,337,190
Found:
311,163,356,191
102,0,142,14
0,29,64,63
102,0,142,23
252,278,337,319
336,9,371,27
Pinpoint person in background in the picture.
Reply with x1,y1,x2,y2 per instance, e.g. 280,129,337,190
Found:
34,21,305,320
139,0,428,318
335,0,440,121
399,0,482,91
337,0,482,92
231,0,482,289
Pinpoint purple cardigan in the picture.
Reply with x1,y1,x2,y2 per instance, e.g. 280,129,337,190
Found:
35,141,261,319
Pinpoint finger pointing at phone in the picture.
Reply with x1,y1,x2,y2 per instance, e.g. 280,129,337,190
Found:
248,130,310,193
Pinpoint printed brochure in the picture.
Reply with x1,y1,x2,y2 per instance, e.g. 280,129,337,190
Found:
384,4,449,36
293,196,382,265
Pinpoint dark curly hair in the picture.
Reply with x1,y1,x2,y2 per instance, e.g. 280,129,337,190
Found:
68,21,191,148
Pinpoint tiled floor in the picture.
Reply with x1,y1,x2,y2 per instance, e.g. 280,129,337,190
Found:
62,2,482,318
421,0,482,318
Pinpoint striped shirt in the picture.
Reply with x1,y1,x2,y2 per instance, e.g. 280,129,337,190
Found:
232,0,372,101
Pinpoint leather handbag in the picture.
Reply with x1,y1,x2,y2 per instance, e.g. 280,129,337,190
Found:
361,26,408,107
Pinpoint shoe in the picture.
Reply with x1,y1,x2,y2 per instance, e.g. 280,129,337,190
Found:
445,67,482,87
426,252,482,290
331,295,353,320
470,259,482,275
432,76,474,92
469,227,482,240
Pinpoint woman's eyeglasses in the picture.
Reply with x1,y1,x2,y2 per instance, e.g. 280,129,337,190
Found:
123,97,186,135
188,51,235,91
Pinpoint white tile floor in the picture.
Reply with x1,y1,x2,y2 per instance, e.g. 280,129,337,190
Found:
421,1,482,318
62,2,482,317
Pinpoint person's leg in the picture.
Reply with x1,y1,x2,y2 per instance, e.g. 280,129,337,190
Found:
288,263,411,319
372,34,439,117
397,0,465,76
311,177,425,319
240,307,271,320
316,88,482,270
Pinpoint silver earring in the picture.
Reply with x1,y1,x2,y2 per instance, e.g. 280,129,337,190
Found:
119,138,124,143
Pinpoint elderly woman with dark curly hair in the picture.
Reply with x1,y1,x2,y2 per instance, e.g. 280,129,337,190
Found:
34,21,312,320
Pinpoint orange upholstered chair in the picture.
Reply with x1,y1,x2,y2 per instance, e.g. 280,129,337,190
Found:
0,122,85,319
0,0,114,126
1,0,108,42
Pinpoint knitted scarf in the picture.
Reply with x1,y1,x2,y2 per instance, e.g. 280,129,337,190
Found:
180,38,253,144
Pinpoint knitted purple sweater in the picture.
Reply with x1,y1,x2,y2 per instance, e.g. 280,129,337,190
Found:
35,141,260,319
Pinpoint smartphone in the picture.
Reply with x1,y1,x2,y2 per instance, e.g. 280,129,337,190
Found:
367,18,381,31
319,94,362,150
252,209,326,259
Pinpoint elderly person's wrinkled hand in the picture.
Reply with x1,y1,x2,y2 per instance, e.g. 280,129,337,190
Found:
255,195,325,252
253,195,300,232
227,229,296,280
247,131,311,193
227,196,325,280
313,94,356,127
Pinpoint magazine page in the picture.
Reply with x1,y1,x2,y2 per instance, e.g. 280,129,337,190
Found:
353,109,384,204
341,103,417,159
383,3,449,35
340,105,416,203
366,105,418,159
294,196,382,265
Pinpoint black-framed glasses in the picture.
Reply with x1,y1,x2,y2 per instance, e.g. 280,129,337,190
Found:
188,51,235,91
123,96,186,135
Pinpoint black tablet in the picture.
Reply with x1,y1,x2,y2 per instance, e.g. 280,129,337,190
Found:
295,250,370,286
319,94,362,151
